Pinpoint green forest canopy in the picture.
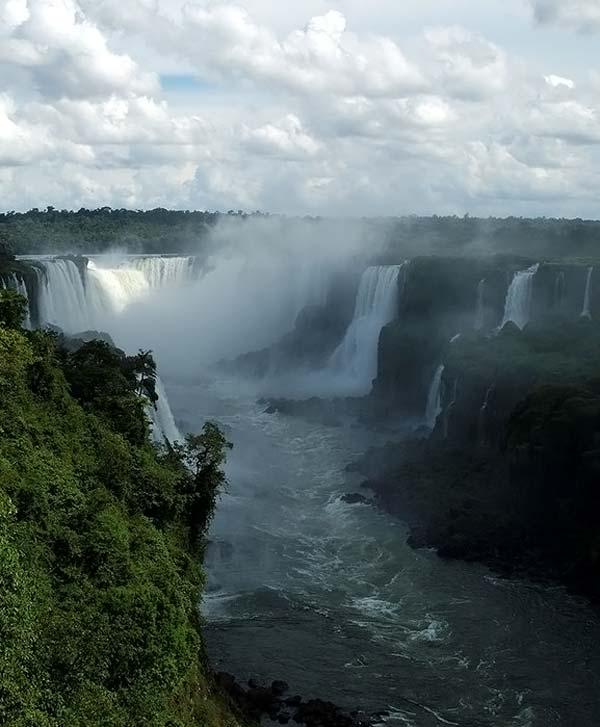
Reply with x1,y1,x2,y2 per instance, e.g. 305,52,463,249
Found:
0,290,241,727
1,207,600,258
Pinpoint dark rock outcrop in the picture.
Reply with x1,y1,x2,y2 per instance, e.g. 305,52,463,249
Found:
357,326,600,600
341,493,373,506
214,673,374,727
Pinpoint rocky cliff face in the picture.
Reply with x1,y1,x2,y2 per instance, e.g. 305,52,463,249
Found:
336,254,600,598
372,256,600,418
232,268,360,373
356,310,600,599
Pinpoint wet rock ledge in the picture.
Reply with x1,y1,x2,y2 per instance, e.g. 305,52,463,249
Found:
215,672,381,726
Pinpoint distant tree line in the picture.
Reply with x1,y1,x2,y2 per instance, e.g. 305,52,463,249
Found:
1,207,600,259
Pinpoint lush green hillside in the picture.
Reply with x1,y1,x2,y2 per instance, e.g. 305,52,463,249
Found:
0,290,243,727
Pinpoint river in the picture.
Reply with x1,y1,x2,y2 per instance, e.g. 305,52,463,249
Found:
166,373,600,727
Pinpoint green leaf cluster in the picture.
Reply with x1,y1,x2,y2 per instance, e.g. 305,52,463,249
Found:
0,319,241,726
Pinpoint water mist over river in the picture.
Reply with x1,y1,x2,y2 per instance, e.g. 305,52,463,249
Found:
18,219,600,726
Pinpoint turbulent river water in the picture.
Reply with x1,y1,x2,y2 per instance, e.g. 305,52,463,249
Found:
166,373,600,727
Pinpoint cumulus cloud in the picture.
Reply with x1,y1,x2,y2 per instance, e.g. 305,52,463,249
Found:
180,6,426,97
41,96,210,146
1,1,600,217
241,115,321,160
0,94,48,166
0,0,158,98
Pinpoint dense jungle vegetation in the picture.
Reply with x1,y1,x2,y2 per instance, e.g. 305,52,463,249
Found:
2,207,600,258
0,289,241,727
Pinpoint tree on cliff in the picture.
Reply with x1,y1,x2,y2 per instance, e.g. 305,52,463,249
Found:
182,423,233,544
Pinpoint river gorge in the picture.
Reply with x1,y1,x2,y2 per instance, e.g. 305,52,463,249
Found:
2,229,600,726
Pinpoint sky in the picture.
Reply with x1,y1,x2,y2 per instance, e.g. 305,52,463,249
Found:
1,0,600,217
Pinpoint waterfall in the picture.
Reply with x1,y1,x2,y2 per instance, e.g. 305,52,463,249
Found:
474,279,485,331
425,364,444,429
37,259,97,332
31,255,199,334
581,267,593,319
128,256,194,288
500,264,539,330
554,271,565,309
86,261,149,317
148,377,182,444
329,264,405,394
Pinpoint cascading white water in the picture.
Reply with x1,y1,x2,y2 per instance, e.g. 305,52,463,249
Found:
149,377,182,443
425,364,445,429
128,256,194,288
329,264,405,394
474,278,485,331
581,266,593,319
86,261,149,318
37,259,98,332
500,264,539,330
34,255,199,334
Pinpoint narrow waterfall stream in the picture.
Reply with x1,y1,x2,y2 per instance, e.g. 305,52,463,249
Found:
329,264,405,394
425,364,444,429
581,267,594,319
501,264,539,330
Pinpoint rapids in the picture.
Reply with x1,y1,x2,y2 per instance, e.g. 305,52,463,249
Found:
166,374,600,727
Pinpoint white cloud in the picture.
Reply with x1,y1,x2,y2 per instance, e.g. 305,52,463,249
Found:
180,6,425,97
242,115,321,160
528,99,600,145
425,26,508,100
544,74,575,89
0,0,158,98
42,96,211,146
1,1,600,217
